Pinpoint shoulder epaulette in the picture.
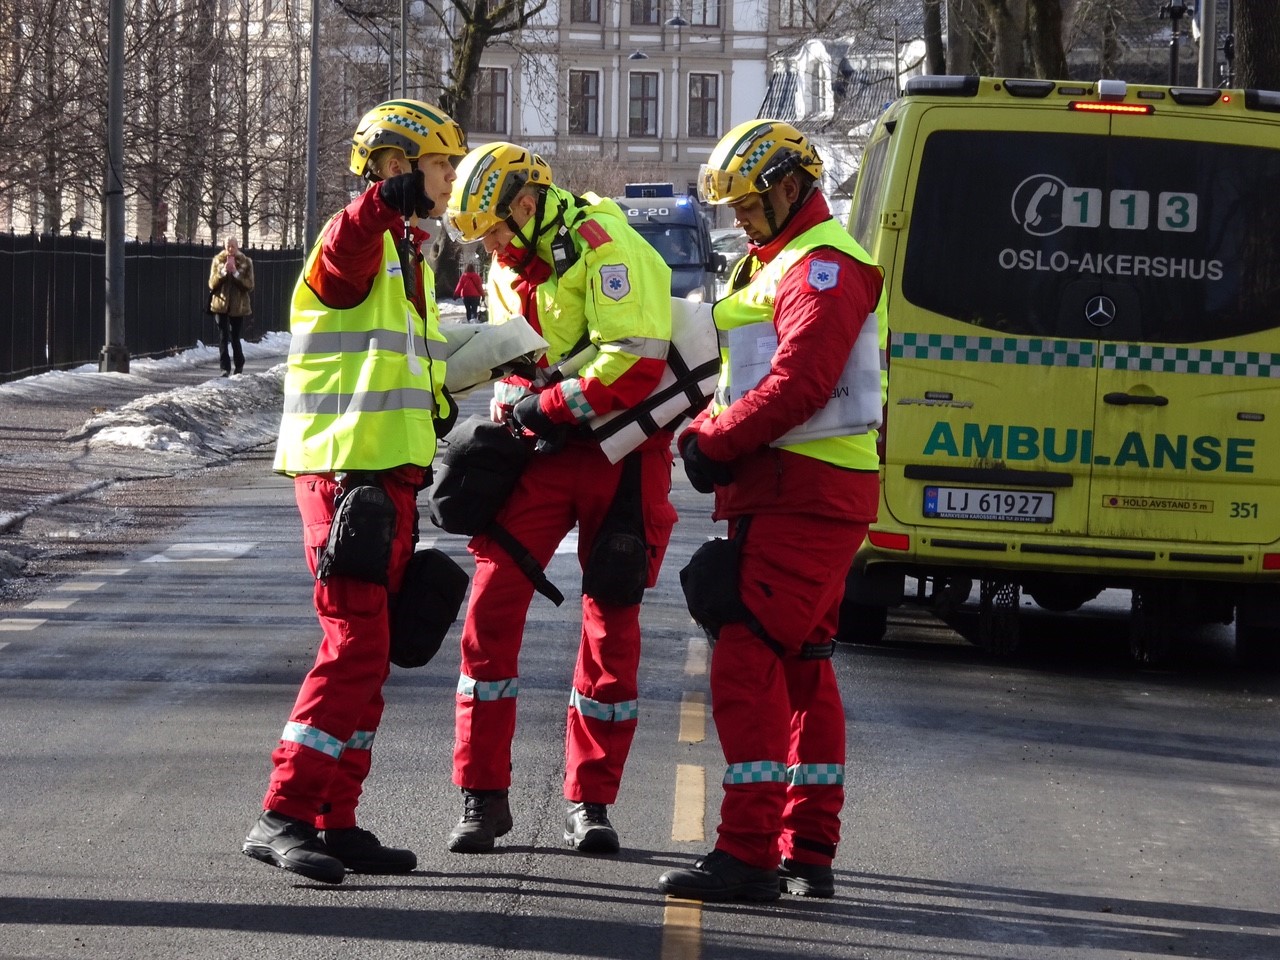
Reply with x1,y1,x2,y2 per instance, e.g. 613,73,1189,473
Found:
576,219,612,249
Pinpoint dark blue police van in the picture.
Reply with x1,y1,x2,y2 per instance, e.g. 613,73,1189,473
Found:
614,183,722,301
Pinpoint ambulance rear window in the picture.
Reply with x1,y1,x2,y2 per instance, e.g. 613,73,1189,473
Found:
902,129,1280,343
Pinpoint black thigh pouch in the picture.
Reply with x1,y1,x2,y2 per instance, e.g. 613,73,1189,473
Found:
679,523,751,641
315,483,397,585
389,548,470,668
582,453,649,607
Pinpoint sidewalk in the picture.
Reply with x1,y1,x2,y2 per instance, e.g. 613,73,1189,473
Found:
0,337,289,601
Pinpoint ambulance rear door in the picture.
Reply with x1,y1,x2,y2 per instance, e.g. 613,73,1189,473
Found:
1084,111,1280,545
884,105,1113,538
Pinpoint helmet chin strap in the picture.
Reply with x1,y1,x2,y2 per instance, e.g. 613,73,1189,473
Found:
760,179,816,241
505,189,561,275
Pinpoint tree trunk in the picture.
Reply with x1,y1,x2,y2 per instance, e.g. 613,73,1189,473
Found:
1027,0,1068,79
1236,0,1280,89
924,0,946,75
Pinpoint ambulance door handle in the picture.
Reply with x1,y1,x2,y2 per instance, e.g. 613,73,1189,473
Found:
1103,392,1168,406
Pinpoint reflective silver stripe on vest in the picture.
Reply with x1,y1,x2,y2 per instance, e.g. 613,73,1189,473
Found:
283,386,438,416
457,674,519,701
723,760,787,785
288,327,431,358
346,730,376,751
787,762,844,785
281,721,344,760
569,687,639,722
602,335,669,360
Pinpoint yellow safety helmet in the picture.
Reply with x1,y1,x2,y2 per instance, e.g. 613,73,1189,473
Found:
445,141,554,242
349,99,467,180
697,119,824,205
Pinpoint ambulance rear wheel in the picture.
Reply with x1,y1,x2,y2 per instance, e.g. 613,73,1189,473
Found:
1234,597,1280,668
835,601,889,645
977,580,1020,655
1129,586,1173,665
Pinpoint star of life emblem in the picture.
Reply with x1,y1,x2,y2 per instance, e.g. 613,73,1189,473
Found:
807,259,840,291
599,264,631,301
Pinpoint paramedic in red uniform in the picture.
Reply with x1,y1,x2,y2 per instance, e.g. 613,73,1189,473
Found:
657,119,885,901
443,141,677,856
242,100,466,884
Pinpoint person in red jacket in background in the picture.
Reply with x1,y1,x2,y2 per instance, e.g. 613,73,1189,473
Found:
453,262,484,322
657,120,885,902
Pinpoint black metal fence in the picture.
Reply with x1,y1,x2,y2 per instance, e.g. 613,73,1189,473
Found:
0,233,303,383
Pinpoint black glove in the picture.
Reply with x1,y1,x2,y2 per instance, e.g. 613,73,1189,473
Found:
680,434,733,494
380,170,433,218
513,393,569,454
434,386,457,439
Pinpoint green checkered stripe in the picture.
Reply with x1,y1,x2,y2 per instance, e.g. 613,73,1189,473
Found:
387,112,431,139
346,730,376,751
570,688,639,722
738,139,774,177
281,721,344,760
891,333,1097,368
457,674,519,701
560,380,596,420
723,760,787,785
1102,343,1280,377
476,168,503,212
788,763,844,786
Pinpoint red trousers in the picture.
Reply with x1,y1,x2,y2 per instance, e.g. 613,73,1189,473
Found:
710,510,867,870
262,469,421,830
453,439,676,803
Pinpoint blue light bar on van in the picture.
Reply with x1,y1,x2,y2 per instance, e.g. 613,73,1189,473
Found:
1069,101,1154,115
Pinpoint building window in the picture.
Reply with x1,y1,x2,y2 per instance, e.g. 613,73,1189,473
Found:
568,70,600,135
809,63,828,113
629,72,659,137
570,0,600,23
780,0,820,29
690,0,719,27
631,0,659,25
474,68,508,134
688,73,718,137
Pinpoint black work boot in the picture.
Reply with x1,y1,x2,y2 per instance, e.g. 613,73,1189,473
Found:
447,789,513,853
320,827,417,874
564,802,620,854
778,857,835,898
243,810,345,884
658,848,780,902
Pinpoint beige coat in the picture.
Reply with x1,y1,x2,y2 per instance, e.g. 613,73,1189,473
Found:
209,250,255,317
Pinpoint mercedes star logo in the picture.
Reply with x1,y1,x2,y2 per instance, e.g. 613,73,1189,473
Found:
1084,295,1117,327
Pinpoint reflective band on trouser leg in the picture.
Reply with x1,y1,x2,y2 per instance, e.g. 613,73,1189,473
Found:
281,721,346,760
724,761,788,785
569,688,639,722
458,675,520,701
788,763,844,785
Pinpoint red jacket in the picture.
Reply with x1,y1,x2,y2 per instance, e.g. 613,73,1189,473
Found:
681,191,882,522
454,270,484,299
305,181,432,315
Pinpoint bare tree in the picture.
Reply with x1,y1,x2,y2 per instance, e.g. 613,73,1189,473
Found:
1235,0,1280,89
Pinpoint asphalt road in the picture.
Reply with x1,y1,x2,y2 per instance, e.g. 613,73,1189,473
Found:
1,395,1279,959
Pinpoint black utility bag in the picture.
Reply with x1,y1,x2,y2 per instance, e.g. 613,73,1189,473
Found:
679,516,752,641
389,547,470,668
582,453,649,606
426,415,564,606
316,481,397,585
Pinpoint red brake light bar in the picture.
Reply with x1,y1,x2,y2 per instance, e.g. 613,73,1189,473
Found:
1069,101,1155,115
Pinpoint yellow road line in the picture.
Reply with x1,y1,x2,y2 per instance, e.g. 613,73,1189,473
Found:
678,691,706,744
671,763,705,843
659,898,702,960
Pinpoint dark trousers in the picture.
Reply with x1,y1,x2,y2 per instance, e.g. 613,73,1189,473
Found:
216,315,245,373
463,297,480,323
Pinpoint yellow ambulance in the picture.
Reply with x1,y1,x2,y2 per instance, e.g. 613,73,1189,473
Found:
842,75,1280,664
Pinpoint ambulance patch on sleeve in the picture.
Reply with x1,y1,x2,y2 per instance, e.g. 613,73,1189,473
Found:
599,264,631,301
806,258,840,292
577,220,612,249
